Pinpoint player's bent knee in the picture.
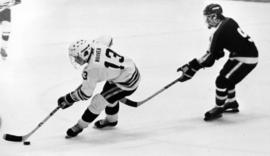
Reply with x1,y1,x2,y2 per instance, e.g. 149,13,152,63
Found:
88,94,109,114
215,76,233,88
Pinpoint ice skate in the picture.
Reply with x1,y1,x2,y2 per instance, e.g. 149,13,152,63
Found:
223,101,239,113
0,48,7,60
94,119,118,129
66,123,83,138
204,106,224,121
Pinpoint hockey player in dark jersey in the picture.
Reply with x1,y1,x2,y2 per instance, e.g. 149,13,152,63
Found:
177,4,258,121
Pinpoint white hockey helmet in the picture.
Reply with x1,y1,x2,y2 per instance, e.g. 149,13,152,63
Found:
68,39,92,68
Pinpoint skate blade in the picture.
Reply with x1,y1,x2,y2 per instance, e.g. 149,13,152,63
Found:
93,126,116,130
65,135,75,139
204,114,222,121
223,109,239,113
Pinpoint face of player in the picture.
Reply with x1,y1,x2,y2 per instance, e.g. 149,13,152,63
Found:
74,55,86,65
69,54,86,69
204,14,219,29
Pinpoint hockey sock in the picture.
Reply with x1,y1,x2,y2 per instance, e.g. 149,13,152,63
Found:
227,86,236,103
104,102,119,122
81,109,99,123
215,87,227,106
1,21,11,50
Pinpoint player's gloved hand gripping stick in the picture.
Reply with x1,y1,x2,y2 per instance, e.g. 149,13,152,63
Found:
120,77,181,107
2,106,61,142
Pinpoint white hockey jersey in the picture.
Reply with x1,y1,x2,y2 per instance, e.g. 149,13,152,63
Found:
78,42,140,98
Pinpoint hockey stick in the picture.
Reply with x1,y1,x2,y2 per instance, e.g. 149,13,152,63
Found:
3,106,61,142
120,77,181,107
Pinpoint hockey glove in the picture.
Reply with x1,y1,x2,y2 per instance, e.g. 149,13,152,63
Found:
15,0,21,5
177,58,202,82
58,93,78,109
215,50,224,60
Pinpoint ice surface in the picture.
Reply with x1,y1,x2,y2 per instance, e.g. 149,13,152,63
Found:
0,0,270,156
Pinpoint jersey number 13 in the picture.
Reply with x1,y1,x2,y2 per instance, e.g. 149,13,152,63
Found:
104,49,125,69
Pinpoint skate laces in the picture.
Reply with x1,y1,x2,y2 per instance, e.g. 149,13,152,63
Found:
72,124,83,132
99,119,107,125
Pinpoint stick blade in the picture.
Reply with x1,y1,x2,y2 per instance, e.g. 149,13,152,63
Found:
3,133,23,142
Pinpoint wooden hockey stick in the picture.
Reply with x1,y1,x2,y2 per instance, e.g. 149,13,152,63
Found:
3,106,61,142
120,77,181,107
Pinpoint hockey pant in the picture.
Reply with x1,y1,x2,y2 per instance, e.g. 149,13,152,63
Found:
215,59,257,106
79,82,137,127
0,8,11,22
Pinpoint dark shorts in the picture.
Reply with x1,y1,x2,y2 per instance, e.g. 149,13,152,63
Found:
101,82,137,104
219,59,257,85
0,8,11,22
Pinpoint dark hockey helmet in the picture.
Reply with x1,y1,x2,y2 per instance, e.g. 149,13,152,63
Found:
203,4,223,16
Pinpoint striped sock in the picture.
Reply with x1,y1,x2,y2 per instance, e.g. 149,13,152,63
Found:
215,87,227,106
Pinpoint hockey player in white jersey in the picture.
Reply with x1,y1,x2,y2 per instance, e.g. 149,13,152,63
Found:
57,36,141,138
0,0,20,59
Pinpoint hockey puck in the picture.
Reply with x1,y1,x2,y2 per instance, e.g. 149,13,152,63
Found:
23,141,31,145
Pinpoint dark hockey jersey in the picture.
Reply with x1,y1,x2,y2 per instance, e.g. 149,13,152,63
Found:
200,17,258,67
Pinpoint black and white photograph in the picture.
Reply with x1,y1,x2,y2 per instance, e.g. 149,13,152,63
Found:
0,0,269,155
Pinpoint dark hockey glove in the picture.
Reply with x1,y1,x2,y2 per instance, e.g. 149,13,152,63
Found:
58,93,78,109
14,0,21,5
177,58,202,82
215,50,224,60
